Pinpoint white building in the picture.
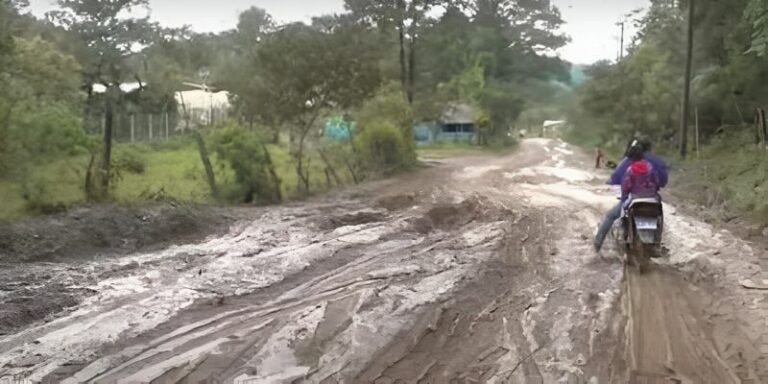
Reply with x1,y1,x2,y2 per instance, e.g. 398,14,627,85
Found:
174,89,231,129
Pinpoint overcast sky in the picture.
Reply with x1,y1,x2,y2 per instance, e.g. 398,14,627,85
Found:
26,0,648,64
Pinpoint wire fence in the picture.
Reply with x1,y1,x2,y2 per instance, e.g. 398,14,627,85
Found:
85,107,228,143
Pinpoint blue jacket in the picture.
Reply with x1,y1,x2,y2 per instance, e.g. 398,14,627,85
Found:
610,153,668,188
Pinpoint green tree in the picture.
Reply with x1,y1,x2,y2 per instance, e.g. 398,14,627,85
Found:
0,37,85,173
246,21,383,193
345,0,448,104
50,0,157,200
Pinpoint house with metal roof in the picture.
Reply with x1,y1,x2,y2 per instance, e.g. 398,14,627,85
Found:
433,103,478,143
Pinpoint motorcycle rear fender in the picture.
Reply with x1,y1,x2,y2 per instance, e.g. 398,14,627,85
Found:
634,216,658,230
634,216,659,244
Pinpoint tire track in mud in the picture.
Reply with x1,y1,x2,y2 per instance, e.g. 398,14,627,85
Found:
3,139,768,383
354,213,554,383
623,267,740,383
21,195,515,383
500,139,767,383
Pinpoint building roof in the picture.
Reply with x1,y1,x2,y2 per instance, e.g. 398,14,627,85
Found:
91,82,142,94
441,103,475,124
174,90,231,110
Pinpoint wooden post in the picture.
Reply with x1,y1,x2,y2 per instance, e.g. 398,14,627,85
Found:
756,108,768,149
130,114,135,142
695,106,700,159
194,131,219,200
165,112,170,140
148,114,153,140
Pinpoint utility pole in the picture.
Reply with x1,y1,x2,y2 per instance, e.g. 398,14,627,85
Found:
680,0,695,158
619,21,625,61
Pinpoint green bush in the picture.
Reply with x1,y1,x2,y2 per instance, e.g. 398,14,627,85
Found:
209,122,281,204
20,178,67,215
356,122,413,175
355,83,417,161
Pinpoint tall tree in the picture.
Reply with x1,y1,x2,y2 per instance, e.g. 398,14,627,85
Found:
217,7,277,137
344,0,446,104
50,0,156,199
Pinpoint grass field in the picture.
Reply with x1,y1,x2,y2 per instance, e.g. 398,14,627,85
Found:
0,137,350,221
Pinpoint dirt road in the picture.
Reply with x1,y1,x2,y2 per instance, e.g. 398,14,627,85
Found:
1,139,768,383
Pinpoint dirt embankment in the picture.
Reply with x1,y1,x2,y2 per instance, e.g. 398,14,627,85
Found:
0,204,239,264
0,204,241,336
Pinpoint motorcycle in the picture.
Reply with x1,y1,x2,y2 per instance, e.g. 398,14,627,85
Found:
612,196,664,273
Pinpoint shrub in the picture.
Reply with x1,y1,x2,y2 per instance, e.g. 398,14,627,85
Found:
209,122,281,204
358,84,415,150
356,122,413,175
20,178,67,215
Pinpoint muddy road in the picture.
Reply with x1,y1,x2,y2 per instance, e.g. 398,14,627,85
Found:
2,139,768,383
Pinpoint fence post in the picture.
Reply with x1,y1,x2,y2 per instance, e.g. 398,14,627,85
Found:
165,112,170,140
148,114,153,140
130,114,135,142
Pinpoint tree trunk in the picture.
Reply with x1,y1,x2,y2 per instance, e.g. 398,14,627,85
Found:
261,143,283,203
407,5,419,105
179,91,191,133
318,148,342,186
344,157,360,184
397,1,408,101
344,125,361,184
296,133,311,194
194,131,219,200
100,98,114,197
295,114,319,195
84,152,96,201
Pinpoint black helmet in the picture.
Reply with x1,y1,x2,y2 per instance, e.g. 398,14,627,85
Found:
627,142,644,161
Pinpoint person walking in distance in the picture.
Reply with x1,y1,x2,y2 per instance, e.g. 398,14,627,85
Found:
595,146,605,168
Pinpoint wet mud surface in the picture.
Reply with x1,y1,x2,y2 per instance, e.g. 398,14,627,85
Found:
1,139,768,383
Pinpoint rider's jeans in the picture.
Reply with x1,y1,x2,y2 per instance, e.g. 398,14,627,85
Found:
595,201,622,250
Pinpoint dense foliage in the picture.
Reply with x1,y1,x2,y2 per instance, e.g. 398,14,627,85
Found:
570,0,768,150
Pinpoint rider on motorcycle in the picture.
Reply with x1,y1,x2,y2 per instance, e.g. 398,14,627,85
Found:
594,138,668,252
611,138,668,188
620,146,660,204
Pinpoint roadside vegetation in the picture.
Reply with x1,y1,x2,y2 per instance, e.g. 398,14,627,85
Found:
0,0,570,221
564,0,768,226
